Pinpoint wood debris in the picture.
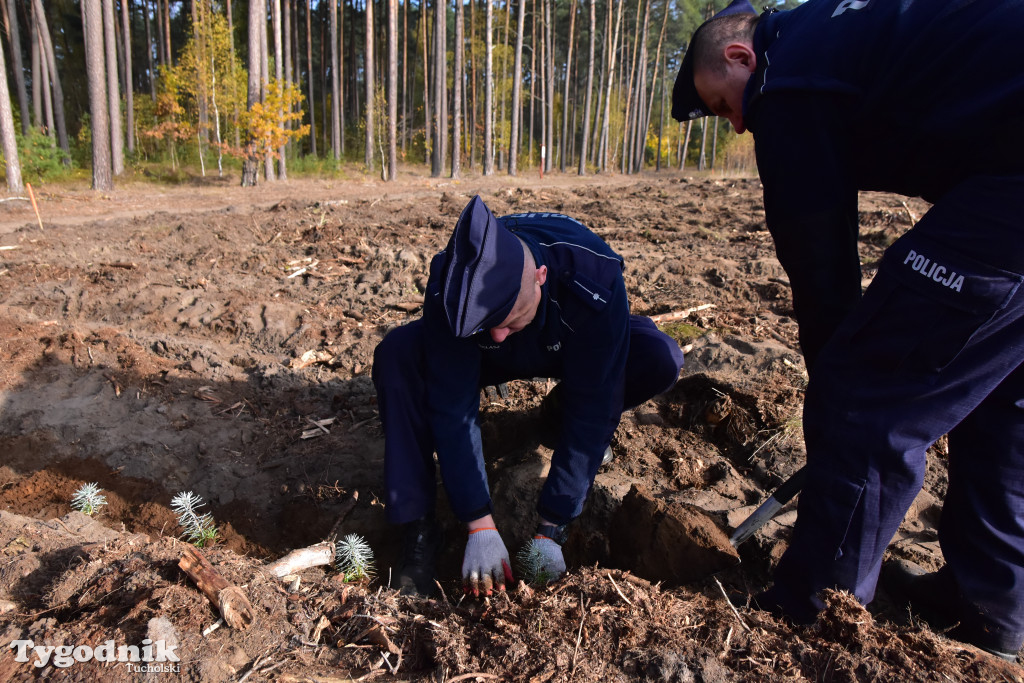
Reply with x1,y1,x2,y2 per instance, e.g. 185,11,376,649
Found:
265,541,336,577
178,545,254,630
301,417,336,439
650,303,716,324
290,349,336,369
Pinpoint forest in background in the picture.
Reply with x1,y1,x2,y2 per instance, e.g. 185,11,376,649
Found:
0,0,799,192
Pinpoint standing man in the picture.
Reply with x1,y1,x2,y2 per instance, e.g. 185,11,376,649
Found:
672,0,1024,660
373,196,685,598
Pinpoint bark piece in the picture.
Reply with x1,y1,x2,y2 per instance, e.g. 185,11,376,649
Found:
179,545,254,630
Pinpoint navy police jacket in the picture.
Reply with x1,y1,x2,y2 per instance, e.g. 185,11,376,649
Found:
422,212,629,526
743,0,1024,367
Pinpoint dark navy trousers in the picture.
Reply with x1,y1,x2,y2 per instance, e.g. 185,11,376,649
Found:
372,315,684,525
768,175,1024,647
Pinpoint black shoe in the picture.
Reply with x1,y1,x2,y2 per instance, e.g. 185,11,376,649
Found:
880,559,959,629
395,518,443,597
881,559,1022,662
949,620,1021,662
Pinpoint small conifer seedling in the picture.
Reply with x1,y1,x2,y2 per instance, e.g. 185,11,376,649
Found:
70,483,107,516
170,491,219,547
335,534,376,583
517,539,556,586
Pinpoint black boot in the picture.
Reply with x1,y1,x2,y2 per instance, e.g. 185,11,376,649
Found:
395,518,444,597
880,558,960,629
881,559,1021,662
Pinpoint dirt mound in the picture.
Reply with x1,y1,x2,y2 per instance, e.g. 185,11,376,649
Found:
0,509,1011,681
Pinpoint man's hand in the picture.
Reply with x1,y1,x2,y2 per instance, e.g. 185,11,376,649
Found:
462,528,514,597
531,536,566,582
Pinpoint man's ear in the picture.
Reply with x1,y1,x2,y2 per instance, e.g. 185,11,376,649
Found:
536,264,548,286
723,42,757,73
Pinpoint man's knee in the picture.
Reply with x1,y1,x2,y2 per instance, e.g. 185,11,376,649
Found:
372,322,424,387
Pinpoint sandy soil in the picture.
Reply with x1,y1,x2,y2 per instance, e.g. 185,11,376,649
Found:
0,169,1016,681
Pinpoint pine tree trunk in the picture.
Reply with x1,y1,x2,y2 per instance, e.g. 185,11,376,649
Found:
388,0,398,180
640,0,668,172
365,0,375,169
144,0,156,100
260,1,274,180
0,37,23,191
330,0,341,159
163,0,171,66
508,0,524,176
29,15,39,128
558,0,576,173
527,0,535,166
102,0,122,174
543,0,553,173
32,0,69,157
342,0,350,153
5,0,29,135
698,116,707,170
304,0,316,155
121,0,134,153
430,0,444,175
711,116,718,170
39,20,54,136
680,118,691,170
242,0,263,186
401,0,407,152
421,0,430,165
467,0,475,168
278,0,289,178
577,0,594,175
599,0,623,172
451,0,463,178
84,0,113,190
496,0,509,170
482,0,493,175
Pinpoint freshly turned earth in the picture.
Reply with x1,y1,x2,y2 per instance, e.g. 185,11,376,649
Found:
0,170,1014,681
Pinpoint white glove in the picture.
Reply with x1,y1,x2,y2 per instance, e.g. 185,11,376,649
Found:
529,536,566,583
462,528,514,597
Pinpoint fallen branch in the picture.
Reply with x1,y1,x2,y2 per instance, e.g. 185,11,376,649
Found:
714,576,750,633
326,490,360,542
0,245,19,251
264,541,336,578
607,573,634,606
650,303,716,324
178,545,254,630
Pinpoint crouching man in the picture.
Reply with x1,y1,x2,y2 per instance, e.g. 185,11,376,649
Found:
372,195,685,597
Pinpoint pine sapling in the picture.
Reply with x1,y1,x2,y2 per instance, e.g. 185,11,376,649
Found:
335,534,376,583
70,483,107,516
517,539,556,587
170,491,219,547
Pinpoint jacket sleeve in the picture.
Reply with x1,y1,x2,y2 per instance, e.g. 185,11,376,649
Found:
421,291,493,522
751,92,862,371
537,274,629,524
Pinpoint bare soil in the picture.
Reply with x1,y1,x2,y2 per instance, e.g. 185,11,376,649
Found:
0,169,1017,681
